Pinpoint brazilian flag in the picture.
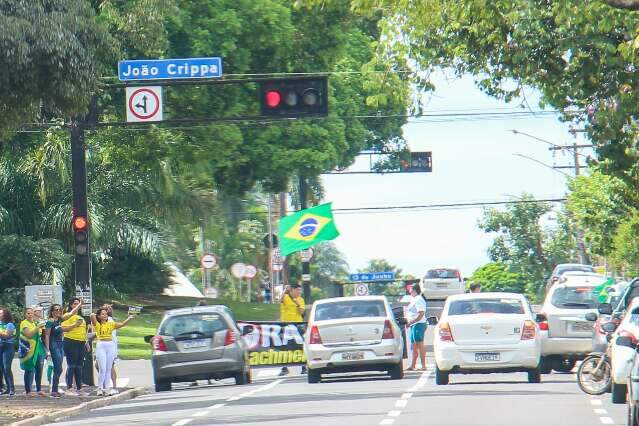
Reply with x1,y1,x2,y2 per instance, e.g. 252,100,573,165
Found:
279,203,340,256
594,277,615,303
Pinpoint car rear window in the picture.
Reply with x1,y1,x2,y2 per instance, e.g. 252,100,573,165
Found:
448,298,525,315
314,300,387,321
550,286,599,309
425,269,459,279
160,312,228,338
556,265,594,275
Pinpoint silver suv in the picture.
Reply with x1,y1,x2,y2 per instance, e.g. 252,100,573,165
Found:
146,305,253,392
537,275,604,373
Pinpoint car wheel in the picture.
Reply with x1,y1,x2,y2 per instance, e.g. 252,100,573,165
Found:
234,371,249,385
307,369,321,384
612,382,627,404
389,362,404,380
154,379,171,392
528,368,541,384
553,358,576,373
435,366,449,385
539,356,552,374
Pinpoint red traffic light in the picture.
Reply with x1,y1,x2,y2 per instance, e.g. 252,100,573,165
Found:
73,216,88,231
265,90,281,108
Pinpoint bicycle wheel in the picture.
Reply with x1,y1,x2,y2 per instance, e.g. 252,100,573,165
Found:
577,354,612,395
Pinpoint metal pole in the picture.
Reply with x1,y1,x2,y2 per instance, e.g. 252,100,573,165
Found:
267,195,274,303
299,176,311,304
199,224,206,292
71,121,90,292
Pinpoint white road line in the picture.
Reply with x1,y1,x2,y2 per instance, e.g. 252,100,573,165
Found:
207,403,226,410
395,399,408,408
388,411,401,417
171,420,192,426
400,393,413,399
590,399,603,406
600,417,614,425
594,409,607,415
379,420,395,425
192,411,210,417
258,378,284,392
227,396,241,401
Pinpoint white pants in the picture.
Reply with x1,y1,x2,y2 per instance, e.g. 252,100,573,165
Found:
96,341,117,391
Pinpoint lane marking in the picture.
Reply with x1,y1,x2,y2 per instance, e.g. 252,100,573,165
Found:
380,420,395,425
599,417,614,425
594,409,607,415
227,396,241,401
400,393,413,399
171,420,192,426
395,400,408,408
388,411,402,417
590,399,603,406
207,403,226,410
192,411,210,417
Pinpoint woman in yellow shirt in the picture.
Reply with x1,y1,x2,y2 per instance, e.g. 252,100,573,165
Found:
90,308,133,396
279,284,305,376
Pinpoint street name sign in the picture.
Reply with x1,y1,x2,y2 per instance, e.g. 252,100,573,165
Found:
126,86,163,122
349,272,395,282
118,57,223,81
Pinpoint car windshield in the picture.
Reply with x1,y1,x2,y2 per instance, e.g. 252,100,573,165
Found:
160,312,228,338
425,269,458,279
448,298,525,315
314,300,387,321
550,286,599,309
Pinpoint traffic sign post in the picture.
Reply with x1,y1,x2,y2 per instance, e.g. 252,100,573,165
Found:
126,86,163,122
244,265,257,303
118,57,223,81
231,263,247,301
355,283,369,297
200,253,217,269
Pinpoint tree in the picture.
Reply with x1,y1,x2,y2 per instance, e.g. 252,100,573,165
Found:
611,212,639,277
602,0,639,10
471,263,525,294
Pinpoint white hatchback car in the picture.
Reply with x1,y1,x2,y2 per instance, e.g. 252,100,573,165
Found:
610,298,639,404
422,267,464,300
433,292,541,385
304,296,404,383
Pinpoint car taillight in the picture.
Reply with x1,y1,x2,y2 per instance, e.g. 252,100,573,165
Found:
619,330,638,346
538,311,549,331
382,320,394,339
439,322,454,342
309,325,323,344
521,320,536,340
224,329,237,346
152,336,167,352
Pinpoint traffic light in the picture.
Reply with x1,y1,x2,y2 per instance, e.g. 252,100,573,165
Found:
72,215,89,256
400,151,432,172
259,76,328,117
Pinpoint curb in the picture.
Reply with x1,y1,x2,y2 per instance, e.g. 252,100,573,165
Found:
10,387,148,426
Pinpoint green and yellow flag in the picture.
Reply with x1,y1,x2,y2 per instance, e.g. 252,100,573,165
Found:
594,277,615,303
278,203,340,256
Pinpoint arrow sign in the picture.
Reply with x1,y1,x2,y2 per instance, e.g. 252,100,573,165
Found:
126,86,162,122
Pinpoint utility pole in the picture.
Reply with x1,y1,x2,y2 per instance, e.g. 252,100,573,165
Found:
298,176,311,304
279,191,289,291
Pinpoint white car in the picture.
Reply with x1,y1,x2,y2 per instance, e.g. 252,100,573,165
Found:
538,275,602,373
610,298,639,404
304,296,404,383
433,292,541,385
422,267,464,300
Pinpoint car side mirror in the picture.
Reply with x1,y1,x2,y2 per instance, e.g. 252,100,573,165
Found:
598,303,613,315
426,316,438,326
602,322,617,333
616,335,635,348
144,335,153,344
241,325,254,336
535,313,547,323
585,313,598,322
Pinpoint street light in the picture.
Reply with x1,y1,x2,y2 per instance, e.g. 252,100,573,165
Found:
512,153,571,178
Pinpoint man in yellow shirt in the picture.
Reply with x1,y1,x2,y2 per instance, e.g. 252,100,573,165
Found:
279,284,305,376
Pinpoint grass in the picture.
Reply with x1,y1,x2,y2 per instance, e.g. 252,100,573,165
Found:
101,295,280,360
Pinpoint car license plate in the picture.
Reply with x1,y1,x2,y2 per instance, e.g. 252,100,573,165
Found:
436,283,448,288
342,351,365,361
183,339,207,349
475,352,500,362
571,322,592,332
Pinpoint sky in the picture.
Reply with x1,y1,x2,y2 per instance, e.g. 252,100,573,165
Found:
321,70,593,279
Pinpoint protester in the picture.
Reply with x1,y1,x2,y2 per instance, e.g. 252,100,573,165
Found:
98,304,120,392
406,284,427,371
0,308,4,393
62,298,87,396
0,308,16,395
44,303,82,398
470,282,481,293
279,284,306,376
90,307,134,396
20,307,47,396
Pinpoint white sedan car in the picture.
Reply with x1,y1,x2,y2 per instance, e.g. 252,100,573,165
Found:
421,267,465,300
304,296,404,383
433,292,541,385
610,298,639,404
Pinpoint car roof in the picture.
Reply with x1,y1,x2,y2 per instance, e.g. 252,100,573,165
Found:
559,274,607,284
314,296,388,305
164,305,230,317
445,292,526,302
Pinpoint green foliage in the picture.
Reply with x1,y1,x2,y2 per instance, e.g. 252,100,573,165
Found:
359,258,403,297
471,262,525,294
611,212,639,277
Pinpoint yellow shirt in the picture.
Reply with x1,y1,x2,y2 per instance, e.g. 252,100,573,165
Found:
61,315,87,342
281,294,305,322
94,321,116,341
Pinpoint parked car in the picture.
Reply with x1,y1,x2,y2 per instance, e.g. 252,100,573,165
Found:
432,292,541,385
146,305,253,392
537,275,603,373
422,267,464,300
304,296,404,383
592,278,639,353
625,332,639,425
609,299,639,404
545,263,595,291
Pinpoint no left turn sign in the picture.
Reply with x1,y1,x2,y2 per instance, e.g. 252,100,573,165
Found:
126,86,163,122
201,253,217,269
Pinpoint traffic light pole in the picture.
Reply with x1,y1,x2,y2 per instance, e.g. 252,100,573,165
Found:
71,120,90,291
298,176,311,305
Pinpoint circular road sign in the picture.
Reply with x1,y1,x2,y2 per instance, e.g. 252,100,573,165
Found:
299,248,314,262
355,283,369,297
201,253,217,269
126,87,162,121
244,265,257,279
231,263,247,279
